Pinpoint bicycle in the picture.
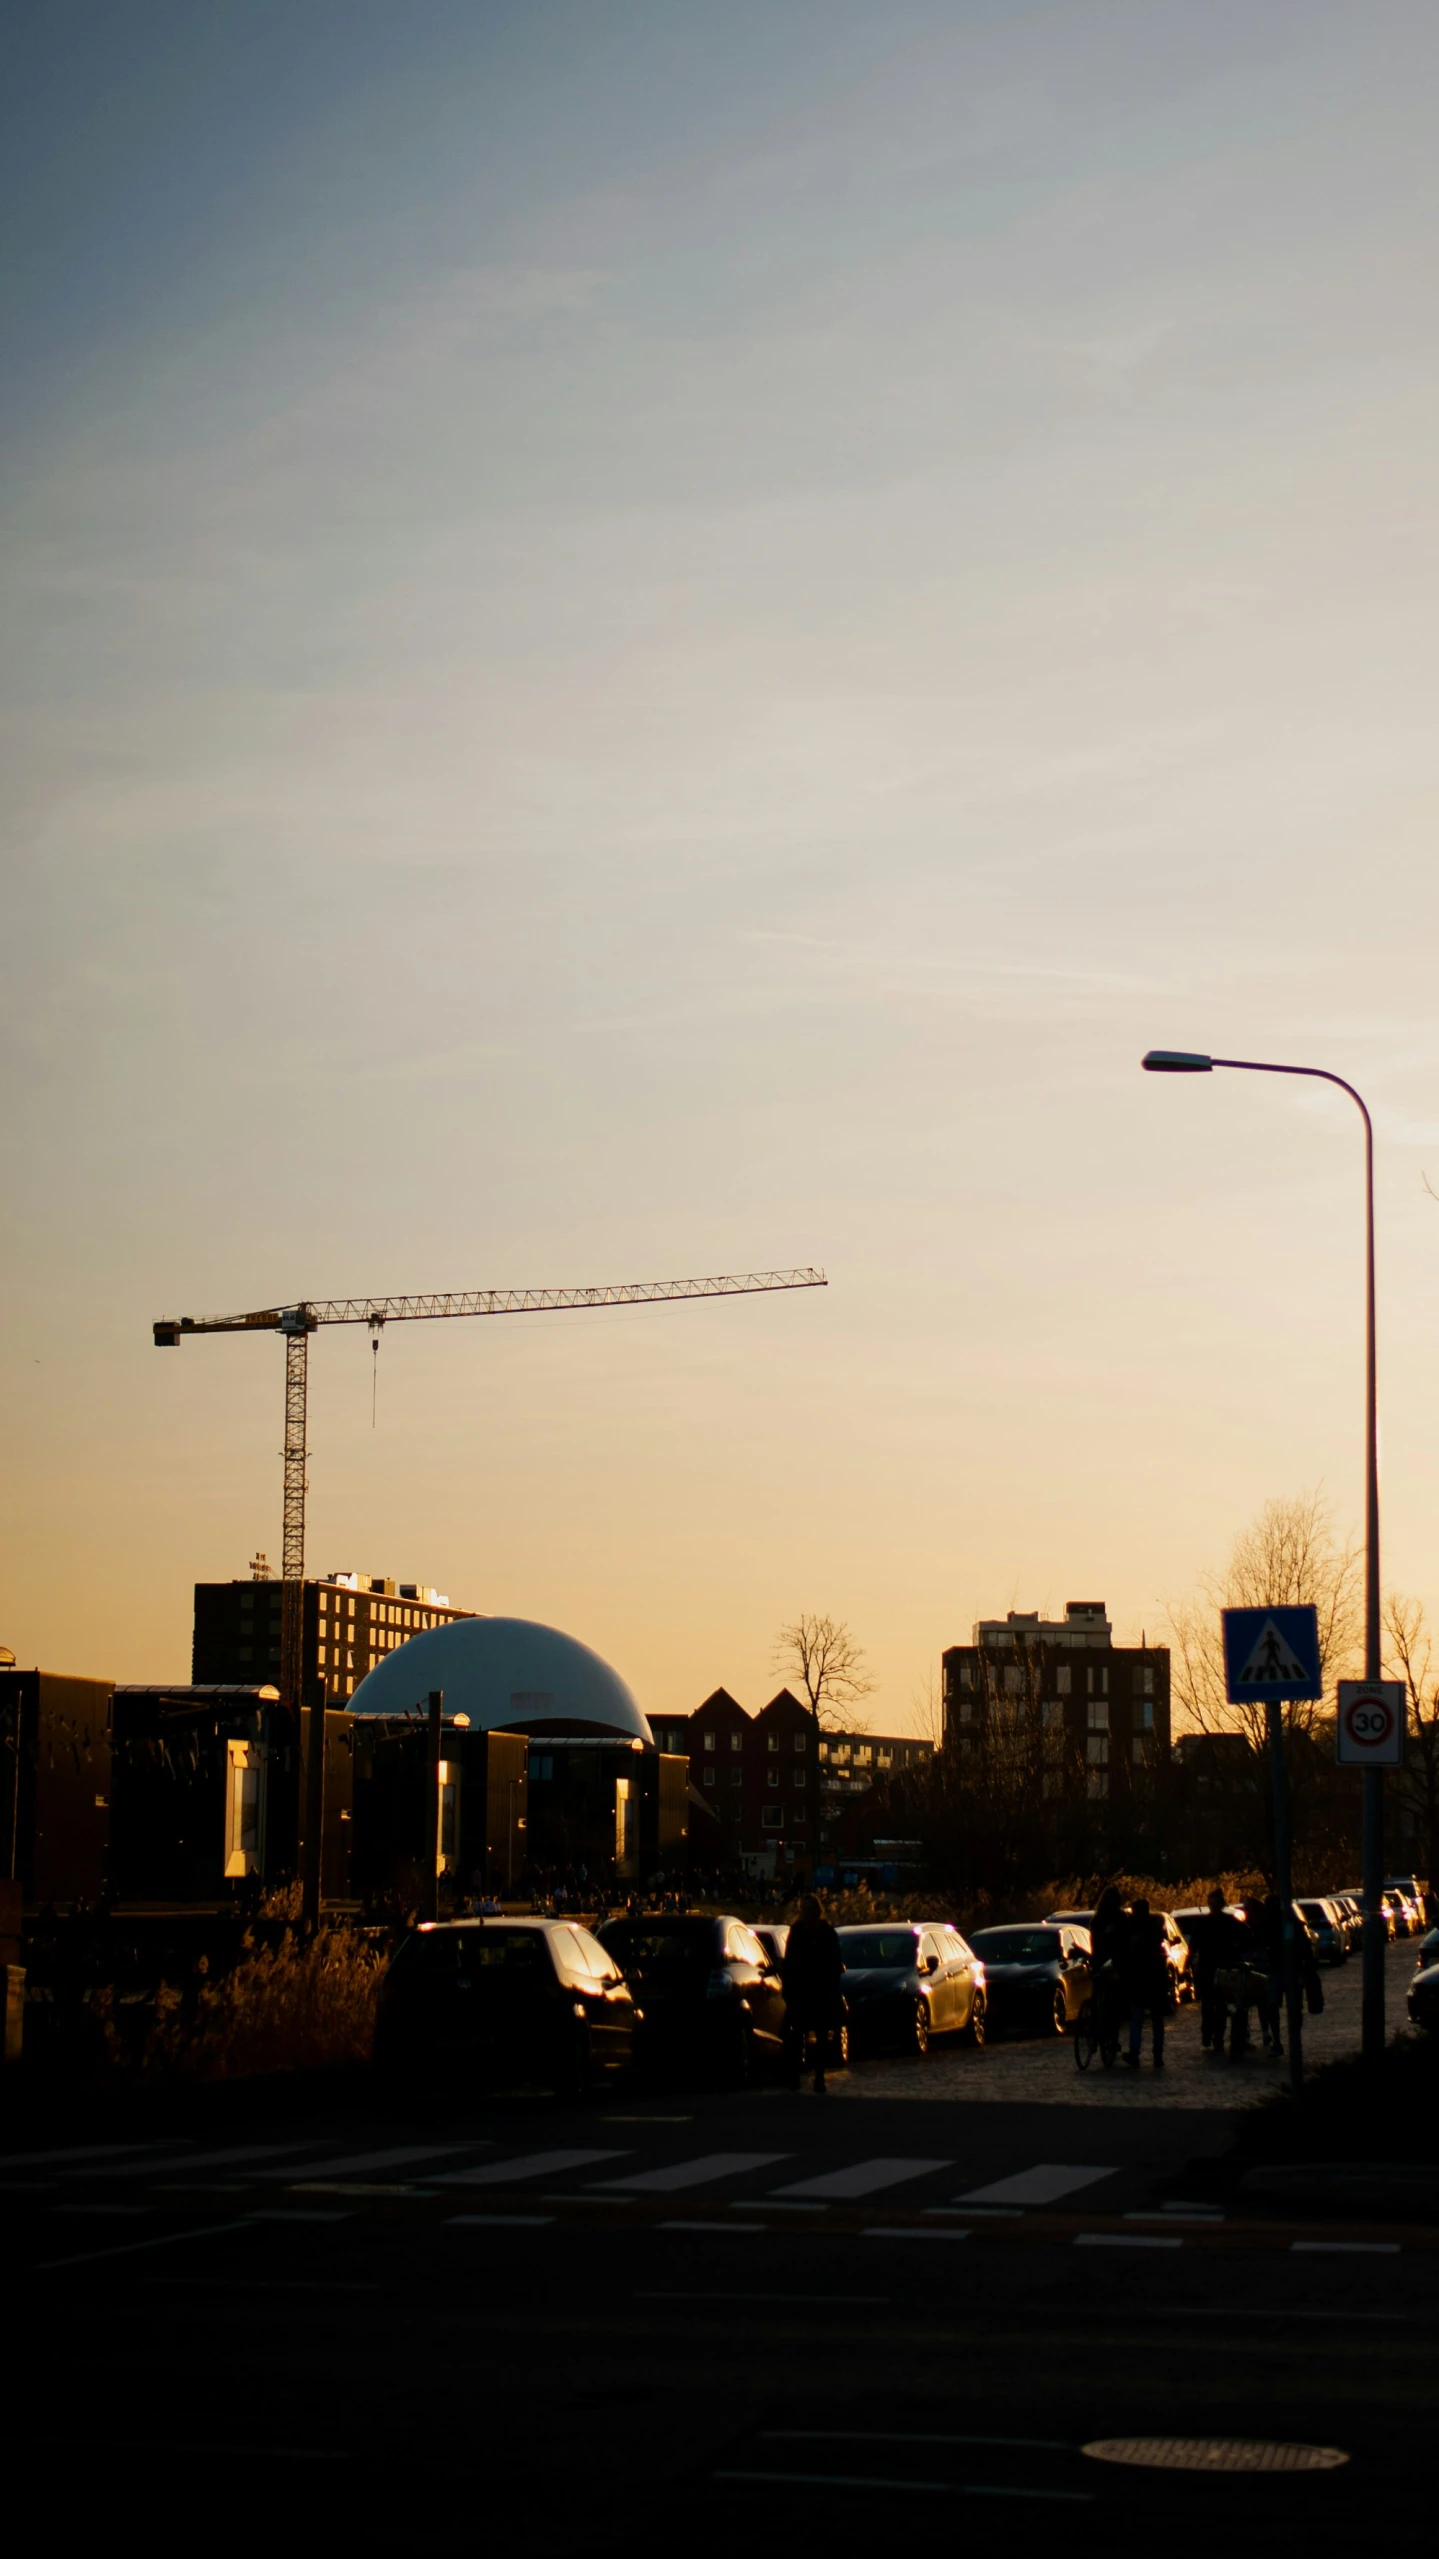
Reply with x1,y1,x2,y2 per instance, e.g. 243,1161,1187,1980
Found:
1074,1970,1122,2071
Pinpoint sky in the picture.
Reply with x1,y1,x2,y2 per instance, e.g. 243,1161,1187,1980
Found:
5,1,1439,1731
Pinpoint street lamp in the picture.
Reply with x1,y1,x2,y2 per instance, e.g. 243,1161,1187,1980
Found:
1141,1048,1386,2062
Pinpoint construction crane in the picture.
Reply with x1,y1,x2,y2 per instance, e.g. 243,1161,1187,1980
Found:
154,1269,827,1717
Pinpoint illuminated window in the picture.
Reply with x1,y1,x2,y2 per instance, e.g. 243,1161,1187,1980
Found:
731,1732,742,1753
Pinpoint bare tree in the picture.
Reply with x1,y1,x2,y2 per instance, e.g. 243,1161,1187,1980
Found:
773,1614,874,1732
1384,1592,1439,1887
1169,1489,1362,1751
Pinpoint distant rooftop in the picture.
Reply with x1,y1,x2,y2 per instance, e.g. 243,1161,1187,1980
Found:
972,1601,1113,1649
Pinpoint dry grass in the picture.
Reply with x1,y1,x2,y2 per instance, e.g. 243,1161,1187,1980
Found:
142,1925,387,2081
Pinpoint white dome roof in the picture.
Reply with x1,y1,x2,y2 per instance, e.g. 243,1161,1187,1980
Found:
348,1615,652,1743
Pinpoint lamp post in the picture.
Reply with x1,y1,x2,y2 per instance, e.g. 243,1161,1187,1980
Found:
1142,1050,1385,2063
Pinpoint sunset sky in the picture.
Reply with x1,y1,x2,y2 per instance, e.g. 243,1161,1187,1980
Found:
5,2,1439,1730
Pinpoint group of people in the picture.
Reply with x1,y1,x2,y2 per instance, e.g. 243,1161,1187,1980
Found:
1090,1882,1320,2067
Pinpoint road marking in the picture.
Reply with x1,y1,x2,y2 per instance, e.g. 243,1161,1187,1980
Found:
714,2470,1091,2504
55,2203,152,2218
78,2141,326,2182
955,2163,1119,2206
1290,2240,1401,2255
0,2142,174,2172
1075,2232,1182,2251
772,2157,951,2202
861,2227,968,2242
265,2144,480,2181
629,2303,885,2323
1125,2212,1224,2225
924,2204,1022,2219
593,2152,788,2194
741,2199,829,2214
660,2219,762,2233
37,2216,250,2272
247,2208,352,2224
448,2213,555,2229
435,2149,629,2187
766,2432,1076,2452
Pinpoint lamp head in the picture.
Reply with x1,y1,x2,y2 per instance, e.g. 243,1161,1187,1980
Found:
1142,1050,1213,1073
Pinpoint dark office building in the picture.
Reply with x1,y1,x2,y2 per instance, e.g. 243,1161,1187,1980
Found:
0,1670,113,1904
525,1738,689,1886
110,1683,356,1903
351,1720,528,1901
192,1562,476,1704
942,1600,1170,1797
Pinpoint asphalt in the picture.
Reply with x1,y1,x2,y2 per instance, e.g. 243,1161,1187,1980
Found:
8,2051,1435,2557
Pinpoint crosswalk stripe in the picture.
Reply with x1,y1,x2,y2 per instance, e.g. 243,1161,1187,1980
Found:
433,2149,629,2188
0,2142,172,2173
772,2157,952,2202
591,2152,789,2194
261,2145,479,2181
955,2164,1119,2206
83,2142,328,2183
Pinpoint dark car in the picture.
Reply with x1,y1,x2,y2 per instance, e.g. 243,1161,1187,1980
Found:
1299,1898,1349,1966
374,1917,636,2093
1407,1963,1439,2033
752,1922,789,1970
598,1912,786,2086
836,1921,985,2057
968,1924,1091,2037
1414,1924,1439,1973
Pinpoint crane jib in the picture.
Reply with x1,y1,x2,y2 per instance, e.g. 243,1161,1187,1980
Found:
153,1269,826,1341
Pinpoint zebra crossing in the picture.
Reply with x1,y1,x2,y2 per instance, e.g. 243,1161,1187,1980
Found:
0,2133,1126,2214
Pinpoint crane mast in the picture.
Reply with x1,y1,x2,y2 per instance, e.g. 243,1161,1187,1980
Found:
155,1268,827,1719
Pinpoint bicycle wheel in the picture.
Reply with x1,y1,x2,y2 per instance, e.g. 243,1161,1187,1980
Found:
1074,1999,1098,2070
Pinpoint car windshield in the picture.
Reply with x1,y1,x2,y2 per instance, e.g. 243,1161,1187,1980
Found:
397,1927,547,1973
969,1929,1062,1963
600,1922,714,1972
839,1929,921,1970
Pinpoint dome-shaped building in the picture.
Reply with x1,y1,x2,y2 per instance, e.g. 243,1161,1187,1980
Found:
348,1614,652,1745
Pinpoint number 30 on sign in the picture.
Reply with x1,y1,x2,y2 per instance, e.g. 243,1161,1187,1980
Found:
1335,1680,1405,1766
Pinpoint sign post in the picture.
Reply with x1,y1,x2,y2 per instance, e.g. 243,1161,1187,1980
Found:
1222,1606,1323,2100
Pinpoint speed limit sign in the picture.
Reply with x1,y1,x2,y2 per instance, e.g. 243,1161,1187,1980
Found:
1336,1680,1405,1766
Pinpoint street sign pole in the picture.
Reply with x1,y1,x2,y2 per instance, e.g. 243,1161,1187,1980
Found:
1266,1701,1303,2099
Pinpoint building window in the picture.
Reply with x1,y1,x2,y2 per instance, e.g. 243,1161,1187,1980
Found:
1140,1699,1154,1731
794,1770,806,1789
958,1661,973,1690
955,1698,972,1723
731,1732,743,1753
794,1806,807,1825
767,1733,779,1753
730,1770,741,1788
767,1768,779,1788
794,1733,806,1754
1003,1665,1021,1696
1086,1664,1108,1696
702,1731,715,1752
1087,1701,1108,1733
1140,1664,1155,1696
224,1741,263,1878
1086,1735,1109,1766
1086,1770,1109,1800
1132,1737,1147,1765
1040,1698,1058,1726
702,1767,715,1788
1056,1663,1071,1696
761,1806,783,1829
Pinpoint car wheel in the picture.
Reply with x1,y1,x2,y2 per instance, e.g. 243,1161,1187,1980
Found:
961,1992,985,2049
1051,1987,1068,2036
911,1999,931,2058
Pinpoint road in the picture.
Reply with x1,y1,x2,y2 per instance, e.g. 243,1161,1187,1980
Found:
8,1952,1432,2559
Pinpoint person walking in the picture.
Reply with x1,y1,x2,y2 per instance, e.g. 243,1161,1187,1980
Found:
781,1895,845,2093
1191,1887,1239,2052
1122,1896,1168,2069
1090,1884,1129,2052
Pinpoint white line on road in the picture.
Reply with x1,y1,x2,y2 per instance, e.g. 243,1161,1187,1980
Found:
247,2208,352,2224
660,2219,763,2233
265,2144,480,2180
593,2152,789,2194
434,2149,628,2187
772,2157,952,2202
37,2216,251,2273
448,2213,554,2228
1074,2232,1183,2250
955,2164,1120,2206
81,2141,329,2182
1291,2240,1402,2255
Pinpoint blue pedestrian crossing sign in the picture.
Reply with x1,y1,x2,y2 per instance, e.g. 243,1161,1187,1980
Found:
1222,1605,1323,1704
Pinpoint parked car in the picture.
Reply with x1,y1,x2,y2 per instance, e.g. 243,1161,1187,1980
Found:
1299,1898,1350,1966
1385,1881,1422,1938
374,1917,637,2092
1334,1893,1365,1953
967,1924,1090,2037
598,1912,786,2085
1407,1962,1439,2033
752,1922,789,1969
836,1921,985,2056
1046,1907,1093,1931
1414,1924,1439,1973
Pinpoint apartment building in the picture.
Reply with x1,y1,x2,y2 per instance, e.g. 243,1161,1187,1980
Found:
942,1599,1170,1797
